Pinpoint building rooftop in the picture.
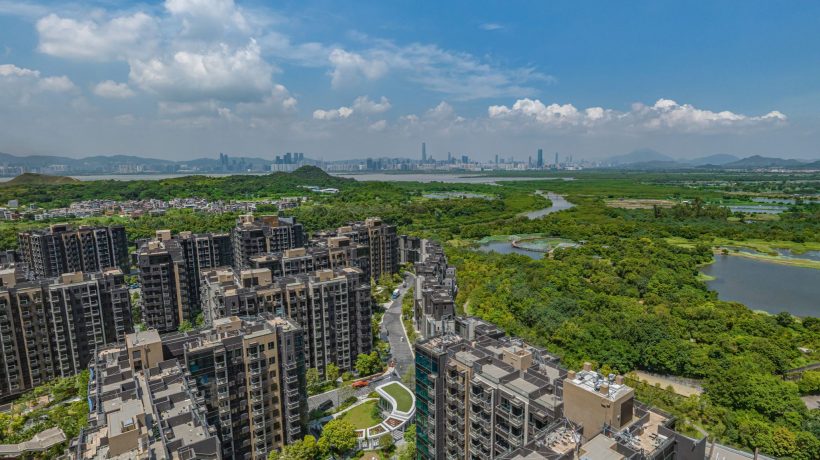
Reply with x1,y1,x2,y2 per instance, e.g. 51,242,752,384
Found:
125,329,161,349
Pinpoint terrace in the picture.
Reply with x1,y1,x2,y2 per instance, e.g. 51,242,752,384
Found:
329,381,416,451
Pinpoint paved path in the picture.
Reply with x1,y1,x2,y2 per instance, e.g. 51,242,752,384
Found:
308,274,415,412
381,273,415,378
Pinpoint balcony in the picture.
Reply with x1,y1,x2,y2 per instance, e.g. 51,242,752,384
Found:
508,415,524,428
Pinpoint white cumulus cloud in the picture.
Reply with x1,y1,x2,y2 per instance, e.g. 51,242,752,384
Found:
0,64,76,105
313,106,354,120
488,98,786,132
635,99,788,131
129,40,275,102
313,96,391,120
368,120,387,131
352,96,391,114
36,12,157,61
93,80,136,99
164,0,250,38
328,49,388,88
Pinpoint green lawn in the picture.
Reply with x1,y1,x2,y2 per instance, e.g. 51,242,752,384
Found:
382,382,413,412
337,400,381,430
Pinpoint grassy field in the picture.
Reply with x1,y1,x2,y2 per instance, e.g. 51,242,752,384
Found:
605,198,676,209
667,237,820,270
337,400,381,430
696,272,716,282
382,382,413,412
720,249,820,270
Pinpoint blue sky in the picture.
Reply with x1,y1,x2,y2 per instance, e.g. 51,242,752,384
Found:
0,0,818,161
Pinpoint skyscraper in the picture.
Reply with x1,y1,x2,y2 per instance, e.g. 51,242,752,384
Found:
537,148,544,168
422,142,427,162
555,151,559,166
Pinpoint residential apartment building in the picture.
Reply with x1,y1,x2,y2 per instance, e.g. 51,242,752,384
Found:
416,317,707,460
136,238,194,332
331,217,398,281
118,315,308,460
249,236,369,280
415,318,565,460
0,267,132,401
17,223,128,279
182,315,307,459
500,365,707,460
136,230,233,333
232,215,306,268
398,234,423,264
200,267,372,377
74,348,221,459
176,231,234,306
414,240,458,339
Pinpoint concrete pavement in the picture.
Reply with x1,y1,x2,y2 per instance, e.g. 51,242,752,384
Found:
381,273,416,378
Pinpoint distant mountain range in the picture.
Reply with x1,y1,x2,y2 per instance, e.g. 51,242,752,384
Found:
0,151,301,175
603,150,819,170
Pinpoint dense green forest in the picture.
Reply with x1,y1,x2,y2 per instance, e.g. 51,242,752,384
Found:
0,166,349,208
1,168,818,458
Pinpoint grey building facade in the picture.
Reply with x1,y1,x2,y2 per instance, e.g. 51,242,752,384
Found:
0,267,132,401
17,224,128,279
119,315,308,460
136,238,194,333
330,217,398,281
414,240,457,339
232,215,306,269
200,267,372,377
75,347,221,460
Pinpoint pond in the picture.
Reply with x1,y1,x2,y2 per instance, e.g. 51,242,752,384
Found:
477,241,545,260
701,255,820,317
422,192,495,200
477,237,578,260
728,205,786,214
751,197,797,204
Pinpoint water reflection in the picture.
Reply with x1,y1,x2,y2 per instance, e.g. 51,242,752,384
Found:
701,255,820,317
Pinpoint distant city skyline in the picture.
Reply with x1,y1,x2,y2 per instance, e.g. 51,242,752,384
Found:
1,1,819,160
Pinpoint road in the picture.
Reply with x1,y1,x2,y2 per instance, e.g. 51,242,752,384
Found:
381,273,416,378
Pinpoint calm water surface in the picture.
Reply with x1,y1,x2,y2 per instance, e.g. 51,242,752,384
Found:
334,173,573,184
728,205,785,214
526,192,574,219
478,192,575,259
0,172,575,184
477,241,545,260
702,255,820,317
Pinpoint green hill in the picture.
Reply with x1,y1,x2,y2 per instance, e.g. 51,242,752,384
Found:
2,173,80,186
290,165,335,181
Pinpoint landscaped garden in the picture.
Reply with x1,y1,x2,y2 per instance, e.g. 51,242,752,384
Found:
381,382,413,412
336,400,382,430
